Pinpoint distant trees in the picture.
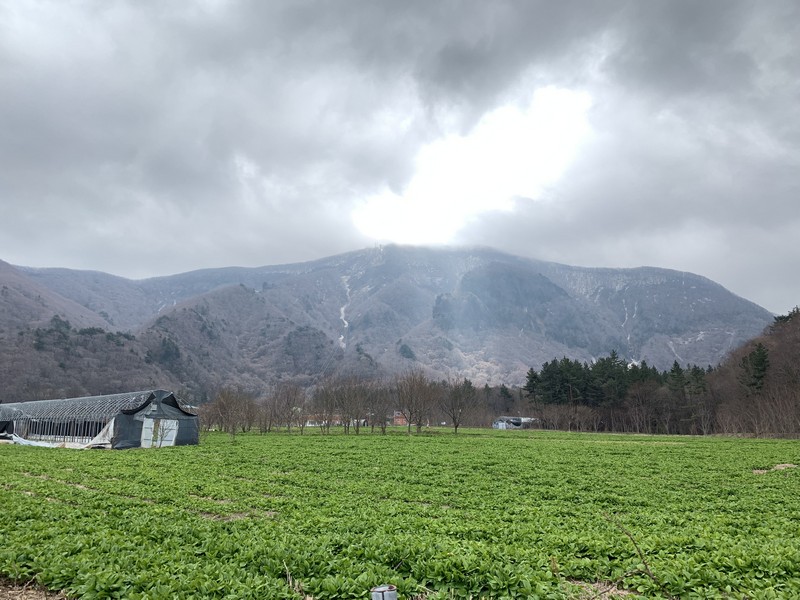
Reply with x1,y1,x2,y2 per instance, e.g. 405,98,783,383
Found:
201,376,396,438
365,381,394,434
197,305,800,439
311,380,338,434
739,343,769,394
266,383,306,432
709,310,800,436
200,384,311,437
200,387,258,439
439,377,477,434
771,306,799,327
395,369,439,433
309,376,389,434
522,352,721,434
517,306,800,436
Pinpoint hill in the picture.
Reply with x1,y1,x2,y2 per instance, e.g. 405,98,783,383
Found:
0,259,108,331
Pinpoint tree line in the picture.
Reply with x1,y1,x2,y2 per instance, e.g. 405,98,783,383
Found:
522,308,800,436
523,351,715,434
201,307,800,438
199,371,481,438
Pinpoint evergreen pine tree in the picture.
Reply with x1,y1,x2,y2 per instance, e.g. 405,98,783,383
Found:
739,343,769,394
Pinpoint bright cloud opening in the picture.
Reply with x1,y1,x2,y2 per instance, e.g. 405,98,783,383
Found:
353,86,592,244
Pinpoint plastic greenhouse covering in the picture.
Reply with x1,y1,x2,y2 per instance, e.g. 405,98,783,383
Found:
0,389,198,449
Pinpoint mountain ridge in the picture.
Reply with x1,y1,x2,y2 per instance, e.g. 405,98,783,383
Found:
2,245,773,400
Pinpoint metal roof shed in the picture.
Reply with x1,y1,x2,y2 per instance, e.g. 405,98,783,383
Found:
0,389,198,449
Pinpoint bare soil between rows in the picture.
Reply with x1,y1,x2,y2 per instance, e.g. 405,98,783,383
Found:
0,579,66,600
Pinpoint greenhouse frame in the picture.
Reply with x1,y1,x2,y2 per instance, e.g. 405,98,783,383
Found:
0,389,198,449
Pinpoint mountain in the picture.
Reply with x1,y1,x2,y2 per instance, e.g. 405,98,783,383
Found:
2,246,773,401
0,260,179,402
0,259,109,331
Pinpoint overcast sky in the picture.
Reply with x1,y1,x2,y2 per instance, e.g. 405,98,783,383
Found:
1,1,798,314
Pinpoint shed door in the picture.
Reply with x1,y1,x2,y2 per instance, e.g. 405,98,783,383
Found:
141,418,179,448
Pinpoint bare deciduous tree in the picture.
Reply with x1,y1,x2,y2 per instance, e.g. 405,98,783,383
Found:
311,381,338,434
366,379,393,434
258,391,278,433
439,377,477,434
395,369,437,433
271,383,304,431
201,387,256,440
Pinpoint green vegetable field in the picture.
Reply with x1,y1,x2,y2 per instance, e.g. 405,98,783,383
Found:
2,430,799,599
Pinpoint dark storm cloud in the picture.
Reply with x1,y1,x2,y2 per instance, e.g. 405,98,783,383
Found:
608,1,758,95
1,1,798,312
457,77,800,313
454,0,800,314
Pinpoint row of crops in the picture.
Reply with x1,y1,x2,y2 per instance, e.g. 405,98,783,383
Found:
2,429,800,598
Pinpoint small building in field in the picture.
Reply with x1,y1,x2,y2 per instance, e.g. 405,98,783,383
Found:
492,416,538,430
0,389,198,449
392,410,408,426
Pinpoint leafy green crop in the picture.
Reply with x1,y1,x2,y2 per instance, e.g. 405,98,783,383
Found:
2,430,799,598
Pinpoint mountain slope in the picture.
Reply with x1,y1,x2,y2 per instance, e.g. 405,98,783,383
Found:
121,246,772,390
0,260,109,331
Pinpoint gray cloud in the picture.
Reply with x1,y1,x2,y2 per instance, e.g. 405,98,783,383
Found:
1,1,798,313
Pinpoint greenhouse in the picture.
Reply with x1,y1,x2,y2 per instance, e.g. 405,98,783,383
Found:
0,389,198,449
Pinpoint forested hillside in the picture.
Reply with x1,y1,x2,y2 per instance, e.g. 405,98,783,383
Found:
0,315,181,403
520,308,800,435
